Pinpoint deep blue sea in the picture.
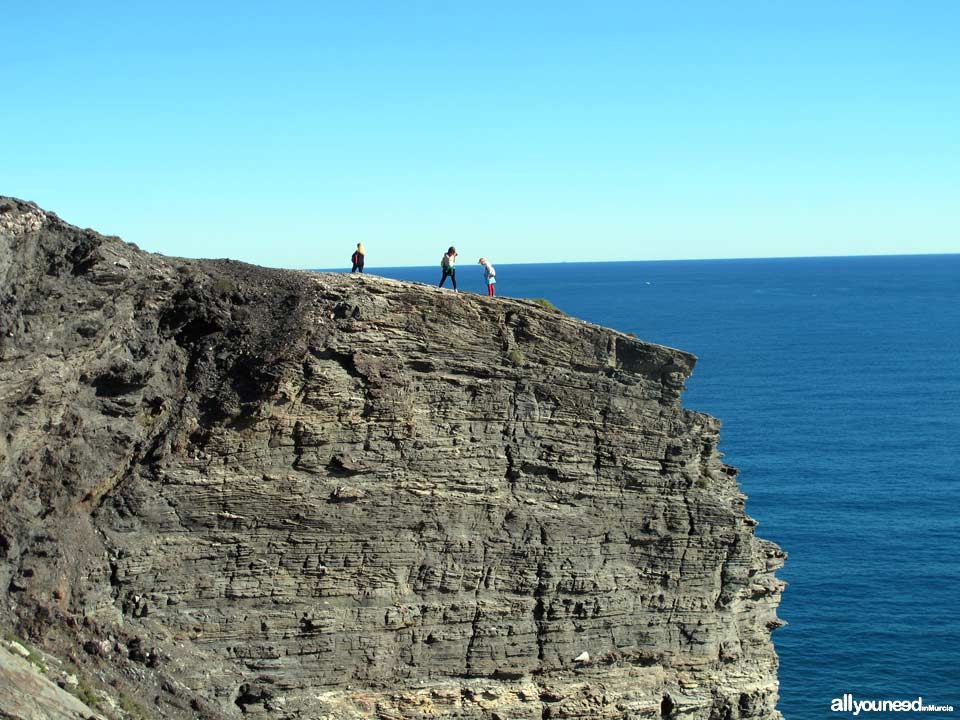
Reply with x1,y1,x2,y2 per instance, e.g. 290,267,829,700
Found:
366,256,960,718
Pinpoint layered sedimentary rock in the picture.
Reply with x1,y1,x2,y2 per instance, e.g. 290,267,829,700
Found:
0,197,786,719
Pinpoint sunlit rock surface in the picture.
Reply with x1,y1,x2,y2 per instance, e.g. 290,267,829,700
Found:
0,197,785,719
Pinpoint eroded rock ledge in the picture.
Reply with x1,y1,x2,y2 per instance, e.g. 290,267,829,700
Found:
0,197,786,719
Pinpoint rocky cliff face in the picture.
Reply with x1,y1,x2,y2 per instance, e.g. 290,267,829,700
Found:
0,197,786,719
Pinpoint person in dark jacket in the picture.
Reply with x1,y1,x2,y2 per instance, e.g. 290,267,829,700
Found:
350,243,365,273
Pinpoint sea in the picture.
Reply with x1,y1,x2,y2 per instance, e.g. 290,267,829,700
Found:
361,255,960,718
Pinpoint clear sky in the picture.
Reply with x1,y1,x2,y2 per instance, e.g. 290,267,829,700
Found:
3,1,958,268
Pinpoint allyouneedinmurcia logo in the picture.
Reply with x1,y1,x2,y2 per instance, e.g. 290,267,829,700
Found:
831,695,955,715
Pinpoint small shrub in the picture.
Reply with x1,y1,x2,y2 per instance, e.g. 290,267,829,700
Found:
74,681,100,709
119,691,149,719
61,661,99,708
210,276,237,297
530,298,562,312
507,349,526,366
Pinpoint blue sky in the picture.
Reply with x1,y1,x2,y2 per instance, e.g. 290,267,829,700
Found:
3,1,958,268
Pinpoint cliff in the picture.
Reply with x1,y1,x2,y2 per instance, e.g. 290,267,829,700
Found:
0,197,786,719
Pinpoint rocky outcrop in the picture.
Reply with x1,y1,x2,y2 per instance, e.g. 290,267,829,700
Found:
0,643,98,719
0,197,786,719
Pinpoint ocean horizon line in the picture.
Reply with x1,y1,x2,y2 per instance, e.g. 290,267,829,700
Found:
308,251,959,273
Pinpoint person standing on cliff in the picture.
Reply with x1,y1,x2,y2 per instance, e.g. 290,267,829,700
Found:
478,257,496,296
439,246,458,291
350,243,365,273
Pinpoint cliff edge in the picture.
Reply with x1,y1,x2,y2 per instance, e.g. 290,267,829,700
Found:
0,197,786,719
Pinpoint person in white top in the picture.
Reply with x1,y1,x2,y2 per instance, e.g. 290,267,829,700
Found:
478,257,496,296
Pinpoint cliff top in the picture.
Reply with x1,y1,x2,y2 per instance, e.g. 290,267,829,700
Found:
0,196,696,378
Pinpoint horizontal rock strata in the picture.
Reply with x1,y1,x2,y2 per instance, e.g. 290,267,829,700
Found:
0,197,786,719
